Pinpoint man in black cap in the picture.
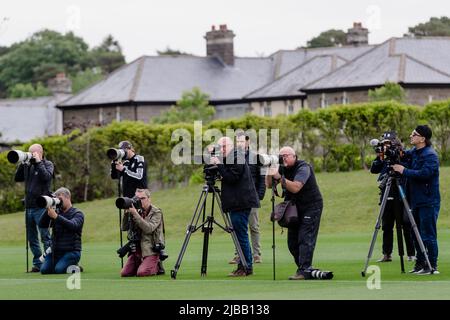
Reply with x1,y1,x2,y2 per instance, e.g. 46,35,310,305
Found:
110,141,148,198
392,125,440,275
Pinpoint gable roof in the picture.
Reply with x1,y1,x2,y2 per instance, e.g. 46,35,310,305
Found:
245,55,348,99
302,37,450,92
59,55,275,107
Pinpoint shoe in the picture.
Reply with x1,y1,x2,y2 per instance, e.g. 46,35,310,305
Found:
432,270,440,275
407,256,416,262
415,268,432,275
253,255,262,264
228,267,252,277
409,264,423,273
289,273,306,280
228,255,240,264
377,254,392,262
157,261,165,275
30,266,40,273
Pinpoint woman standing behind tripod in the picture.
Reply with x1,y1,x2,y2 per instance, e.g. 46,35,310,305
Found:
370,135,415,263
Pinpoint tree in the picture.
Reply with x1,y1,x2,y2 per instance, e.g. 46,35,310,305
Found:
407,16,450,37
368,82,405,103
90,35,126,74
8,82,50,98
69,69,104,94
157,46,192,56
306,29,347,48
153,87,215,124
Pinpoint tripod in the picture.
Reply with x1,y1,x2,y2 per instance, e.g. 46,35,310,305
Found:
117,177,124,268
171,177,248,279
362,170,433,276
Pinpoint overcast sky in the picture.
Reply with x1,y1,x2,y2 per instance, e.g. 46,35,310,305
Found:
1,0,449,62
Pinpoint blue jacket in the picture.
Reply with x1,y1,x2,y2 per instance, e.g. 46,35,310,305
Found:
402,146,440,209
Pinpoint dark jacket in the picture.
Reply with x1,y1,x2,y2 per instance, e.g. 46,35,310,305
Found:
217,149,260,212
402,146,440,209
247,151,266,200
15,159,54,208
111,154,148,198
39,207,84,253
281,160,323,211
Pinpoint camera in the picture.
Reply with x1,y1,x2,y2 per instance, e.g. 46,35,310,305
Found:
106,148,127,161
36,195,62,209
115,196,142,210
7,150,34,164
370,131,403,165
117,241,138,258
153,243,169,261
256,154,283,167
304,268,334,280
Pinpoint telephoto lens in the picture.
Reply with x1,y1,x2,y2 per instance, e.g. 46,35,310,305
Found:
305,269,334,280
7,150,33,164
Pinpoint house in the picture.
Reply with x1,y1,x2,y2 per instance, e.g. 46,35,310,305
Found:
0,73,71,146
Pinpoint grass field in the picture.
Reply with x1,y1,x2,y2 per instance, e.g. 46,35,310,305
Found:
0,169,449,300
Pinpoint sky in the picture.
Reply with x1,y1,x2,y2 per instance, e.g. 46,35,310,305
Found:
1,0,449,62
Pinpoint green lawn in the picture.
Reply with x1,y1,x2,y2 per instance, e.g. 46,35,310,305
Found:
0,168,449,299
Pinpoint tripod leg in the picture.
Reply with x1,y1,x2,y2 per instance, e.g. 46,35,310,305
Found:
396,182,433,272
362,178,392,277
201,216,213,276
171,188,209,279
118,179,123,268
25,210,29,273
212,190,249,271
394,204,405,273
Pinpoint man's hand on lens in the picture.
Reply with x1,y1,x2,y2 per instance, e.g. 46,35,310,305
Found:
210,157,221,165
129,205,139,218
392,164,405,174
268,165,281,179
115,162,124,172
47,207,58,219
32,152,42,163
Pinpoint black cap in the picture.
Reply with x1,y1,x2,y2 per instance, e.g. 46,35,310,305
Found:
415,125,432,140
118,141,133,150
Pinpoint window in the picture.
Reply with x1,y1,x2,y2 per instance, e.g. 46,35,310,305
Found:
264,105,272,117
287,104,294,115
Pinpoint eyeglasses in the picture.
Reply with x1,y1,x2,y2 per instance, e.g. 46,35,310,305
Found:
279,154,293,159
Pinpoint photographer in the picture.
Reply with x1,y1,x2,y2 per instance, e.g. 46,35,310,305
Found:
370,133,415,263
210,136,260,276
39,187,84,274
14,144,54,272
120,189,166,277
228,132,266,265
111,141,147,198
392,125,440,274
266,146,323,280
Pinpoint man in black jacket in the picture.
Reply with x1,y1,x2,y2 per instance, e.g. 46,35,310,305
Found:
266,146,323,280
39,187,84,274
111,141,148,198
228,132,266,264
14,144,54,272
210,137,260,276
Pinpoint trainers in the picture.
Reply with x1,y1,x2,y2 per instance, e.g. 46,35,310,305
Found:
415,268,432,275
407,256,416,262
377,254,392,262
409,265,423,273
253,255,262,264
288,272,306,280
30,266,40,273
228,255,240,264
228,267,252,277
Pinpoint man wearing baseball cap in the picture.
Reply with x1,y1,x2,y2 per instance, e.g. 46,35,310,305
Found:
392,125,440,275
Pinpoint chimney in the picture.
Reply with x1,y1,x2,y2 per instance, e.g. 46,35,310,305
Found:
205,24,235,66
346,22,369,46
48,73,72,95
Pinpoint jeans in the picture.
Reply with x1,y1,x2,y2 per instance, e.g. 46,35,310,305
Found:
26,208,51,268
412,205,439,269
41,251,81,274
230,209,252,270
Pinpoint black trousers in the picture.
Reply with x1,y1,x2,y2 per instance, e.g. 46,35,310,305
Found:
287,204,322,273
381,198,415,256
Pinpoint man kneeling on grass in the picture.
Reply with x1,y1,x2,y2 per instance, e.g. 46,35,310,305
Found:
120,188,166,277
39,187,84,274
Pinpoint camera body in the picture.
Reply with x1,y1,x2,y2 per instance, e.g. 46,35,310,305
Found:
152,243,169,261
115,196,142,210
370,132,403,165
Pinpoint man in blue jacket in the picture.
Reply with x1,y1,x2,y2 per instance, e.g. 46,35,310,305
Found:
39,187,84,274
393,125,440,275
